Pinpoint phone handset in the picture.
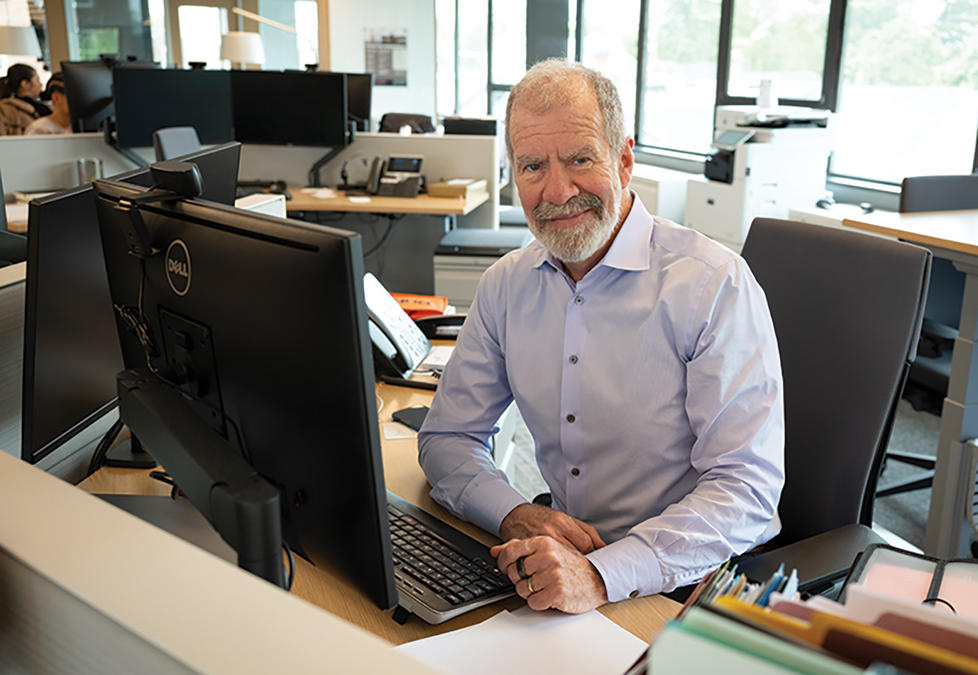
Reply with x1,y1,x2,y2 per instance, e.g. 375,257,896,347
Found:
363,273,431,378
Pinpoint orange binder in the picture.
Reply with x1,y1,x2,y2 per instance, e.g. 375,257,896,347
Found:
390,293,449,320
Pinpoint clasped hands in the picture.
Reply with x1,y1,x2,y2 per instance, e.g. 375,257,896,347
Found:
490,503,608,614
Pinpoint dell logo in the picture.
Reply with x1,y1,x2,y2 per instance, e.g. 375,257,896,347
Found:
165,239,191,296
168,258,188,278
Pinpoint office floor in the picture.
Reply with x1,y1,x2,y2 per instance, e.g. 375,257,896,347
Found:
505,399,937,551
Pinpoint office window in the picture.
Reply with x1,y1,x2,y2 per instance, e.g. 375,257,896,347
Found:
456,0,488,115
640,0,722,154
63,0,154,62
492,0,525,84
832,0,978,183
177,5,227,69
726,0,830,102
579,0,640,132
294,1,317,69
435,0,456,116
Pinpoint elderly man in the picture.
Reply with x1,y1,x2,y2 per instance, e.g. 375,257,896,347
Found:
417,59,785,614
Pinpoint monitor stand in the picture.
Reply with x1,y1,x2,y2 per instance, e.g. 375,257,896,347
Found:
104,433,157,469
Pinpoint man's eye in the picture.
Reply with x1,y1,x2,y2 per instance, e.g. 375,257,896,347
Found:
524,163,541,172
573,157,590,165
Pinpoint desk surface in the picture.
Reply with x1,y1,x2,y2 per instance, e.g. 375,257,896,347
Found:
79,380,680,646
285,187,489,216
842,209,978,255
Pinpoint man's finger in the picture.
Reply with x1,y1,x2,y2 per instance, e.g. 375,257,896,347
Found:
581,521,606,549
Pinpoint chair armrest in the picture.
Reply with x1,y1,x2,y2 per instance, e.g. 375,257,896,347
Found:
734,524,885,596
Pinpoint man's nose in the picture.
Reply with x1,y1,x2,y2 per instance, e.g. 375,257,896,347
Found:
541,163,579,205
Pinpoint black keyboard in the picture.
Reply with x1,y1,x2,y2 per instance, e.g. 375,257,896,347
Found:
386,493,514,622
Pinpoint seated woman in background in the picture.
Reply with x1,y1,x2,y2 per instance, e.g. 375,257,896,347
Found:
0,64,51,136
25,74,70,135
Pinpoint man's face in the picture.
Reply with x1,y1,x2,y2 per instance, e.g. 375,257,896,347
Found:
509,92,631,263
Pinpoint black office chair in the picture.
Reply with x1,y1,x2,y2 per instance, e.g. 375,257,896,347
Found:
378,113,435,134
734,218,931,595
152,126,202,161
877,173,978,498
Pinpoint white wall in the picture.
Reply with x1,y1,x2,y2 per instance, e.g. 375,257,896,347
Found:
327,0,437,127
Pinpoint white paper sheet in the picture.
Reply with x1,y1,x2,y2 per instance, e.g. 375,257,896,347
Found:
382,421,417,440
395,607,648,675
419,345,453,370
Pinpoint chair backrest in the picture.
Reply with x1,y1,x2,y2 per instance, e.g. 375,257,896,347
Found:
152,126,202,162
378,113,434,134
899,174,978,213
741,218,931,545
900,174,978,330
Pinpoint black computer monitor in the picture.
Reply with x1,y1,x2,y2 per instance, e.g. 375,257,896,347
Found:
21,143,242,479
62,59,159,133
344,72,373,132
113,68,235,148
91,176,396,605
230,70,348,146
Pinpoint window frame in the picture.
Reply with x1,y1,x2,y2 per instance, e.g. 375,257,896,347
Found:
453,0,978,186
715,0,848,111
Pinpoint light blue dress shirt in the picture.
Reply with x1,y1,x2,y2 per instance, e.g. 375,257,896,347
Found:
417,194,785,602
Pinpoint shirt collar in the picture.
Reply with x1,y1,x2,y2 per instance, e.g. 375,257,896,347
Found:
529,191,653,273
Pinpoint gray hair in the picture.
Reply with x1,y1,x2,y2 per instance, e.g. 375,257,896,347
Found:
504,59,626,163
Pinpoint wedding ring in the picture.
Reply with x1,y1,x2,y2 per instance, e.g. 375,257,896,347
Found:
516,556,529,579
527,576,536,594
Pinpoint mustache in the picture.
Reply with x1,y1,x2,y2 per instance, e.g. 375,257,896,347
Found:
532,193,605,223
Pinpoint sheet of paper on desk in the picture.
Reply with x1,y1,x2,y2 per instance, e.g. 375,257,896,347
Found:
298,188,336,199
383,421,417,440
420,345,453,370
395,606,648,675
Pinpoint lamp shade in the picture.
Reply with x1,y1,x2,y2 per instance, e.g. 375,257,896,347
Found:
220,31,265,65
0,25,41,57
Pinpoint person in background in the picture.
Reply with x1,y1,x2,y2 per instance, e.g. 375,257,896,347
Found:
25,74,71,135
417,59,785,613
0,64,50,136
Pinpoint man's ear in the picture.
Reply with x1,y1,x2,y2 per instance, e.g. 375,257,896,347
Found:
618,137,635,189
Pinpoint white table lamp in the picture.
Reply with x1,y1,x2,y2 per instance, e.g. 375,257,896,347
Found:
0,25,41,58
220,31,265,69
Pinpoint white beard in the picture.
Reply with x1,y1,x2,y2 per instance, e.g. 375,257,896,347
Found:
529,184,621,263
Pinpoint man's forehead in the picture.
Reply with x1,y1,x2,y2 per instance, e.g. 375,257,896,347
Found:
509,109,606,154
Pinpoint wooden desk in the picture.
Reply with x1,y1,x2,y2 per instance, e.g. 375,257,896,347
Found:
80,380,680,645
286,187,489,216
842,209,978,558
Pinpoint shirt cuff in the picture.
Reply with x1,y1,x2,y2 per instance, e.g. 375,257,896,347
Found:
586,535,664,603
458,475,528,537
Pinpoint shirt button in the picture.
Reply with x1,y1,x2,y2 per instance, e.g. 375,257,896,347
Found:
566,414,576,423
629,589,639,599
569,354,579,364
574,295,584,305
570,467,580,477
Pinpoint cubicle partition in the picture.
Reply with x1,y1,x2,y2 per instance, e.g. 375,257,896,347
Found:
0,134,151,193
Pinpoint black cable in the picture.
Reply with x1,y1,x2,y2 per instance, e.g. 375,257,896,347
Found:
283,540,295,590
364,219,396,257
87,418,125,477
922,596,956,613
148,469,175,487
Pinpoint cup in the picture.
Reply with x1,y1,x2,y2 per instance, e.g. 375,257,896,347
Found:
75,157,103,185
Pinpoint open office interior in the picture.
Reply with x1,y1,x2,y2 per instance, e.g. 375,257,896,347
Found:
2,0,978,672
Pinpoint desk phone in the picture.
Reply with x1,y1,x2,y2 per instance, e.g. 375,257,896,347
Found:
364,273,431,378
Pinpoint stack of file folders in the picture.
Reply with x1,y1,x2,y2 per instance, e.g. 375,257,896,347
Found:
635,544,978,674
